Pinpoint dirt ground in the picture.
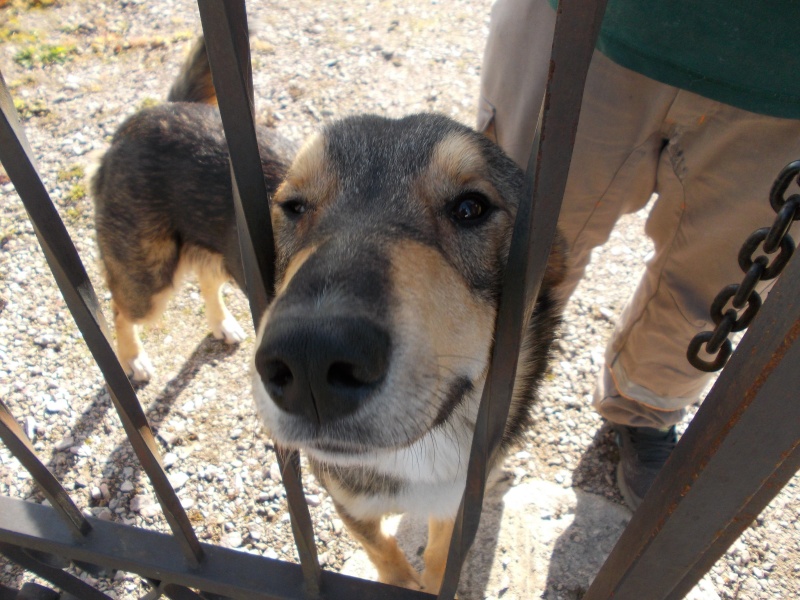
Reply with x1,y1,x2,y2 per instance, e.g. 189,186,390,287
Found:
0,1,797,598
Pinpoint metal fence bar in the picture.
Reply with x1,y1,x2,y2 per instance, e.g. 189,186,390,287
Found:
1,582,63,600
0,399,90,537
583,250,800,599
0,543,113,600
0,70,203,568
195,1,321,595
437,0,608,597
157,583,205,600
665,441,800,600
0,496,432,600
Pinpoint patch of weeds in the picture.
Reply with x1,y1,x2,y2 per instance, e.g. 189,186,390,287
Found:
171,31,194,43
137,96,160,110
57,164,85,182
13,97,50,119
64,207,81,222
252,39,276,55
25,0,61,7
7,75,37,90
12,47,36,68
14,43,76,68
64,183,86,204
0,18,39,44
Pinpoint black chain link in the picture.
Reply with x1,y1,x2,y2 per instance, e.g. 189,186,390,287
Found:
687,160,800,372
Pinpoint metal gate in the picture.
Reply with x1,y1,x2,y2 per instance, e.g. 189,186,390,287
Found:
1,1,798,599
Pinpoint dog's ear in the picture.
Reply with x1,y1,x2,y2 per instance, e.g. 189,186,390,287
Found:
476,99,498,143
543,230,569,289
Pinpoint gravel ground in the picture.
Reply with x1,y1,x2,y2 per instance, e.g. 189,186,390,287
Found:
0,1,798,598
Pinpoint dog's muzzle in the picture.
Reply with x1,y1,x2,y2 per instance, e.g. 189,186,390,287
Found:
255,315,391,426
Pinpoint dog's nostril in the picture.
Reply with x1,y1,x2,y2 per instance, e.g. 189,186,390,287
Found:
269,361,294,388
258,358,294,399
328,362,366,388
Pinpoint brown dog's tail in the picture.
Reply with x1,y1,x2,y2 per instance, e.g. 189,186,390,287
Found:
166,37,217,105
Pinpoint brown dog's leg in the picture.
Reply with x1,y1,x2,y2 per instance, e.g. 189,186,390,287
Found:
421,517,455,594
113,300,154,382
337,509,421,589
197,259,245,344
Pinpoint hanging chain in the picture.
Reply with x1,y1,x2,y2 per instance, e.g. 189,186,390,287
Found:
687,160,800,372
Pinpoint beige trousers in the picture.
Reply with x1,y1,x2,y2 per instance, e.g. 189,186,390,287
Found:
478,0,800,428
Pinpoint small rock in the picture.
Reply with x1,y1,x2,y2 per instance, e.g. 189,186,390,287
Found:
169,472,190,490
120,481,134,492
25,416,37,441
55,435,75,451
269,462,282,482
221,532,243,548
163,452,178,469
95,508,113,521
45,397,70,414
130,495,155,512
69,445,92,457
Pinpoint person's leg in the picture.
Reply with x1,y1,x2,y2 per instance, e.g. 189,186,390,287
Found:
479,0,679,305
477,0,555,168
597,92,800,429
597,91,800,508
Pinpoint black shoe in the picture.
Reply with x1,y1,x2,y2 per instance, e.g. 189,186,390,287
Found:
613,425,677,511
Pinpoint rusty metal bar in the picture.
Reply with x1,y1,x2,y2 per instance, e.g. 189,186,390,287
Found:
0,70,203,568
665,441,800,600
158,583,206,600
0,496,432,600
0,584,17,600
584,251,800,599
0,399,90,538
1,582,61,600
196,2,321,596
437,1,609,597
0,543,113,600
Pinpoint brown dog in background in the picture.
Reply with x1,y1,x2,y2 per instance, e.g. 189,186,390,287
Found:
92,38,292,381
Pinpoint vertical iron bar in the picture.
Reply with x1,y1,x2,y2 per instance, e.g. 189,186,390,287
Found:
437,0,608,597
0,399,90,537
583,252,800,599
195,2,321,596
0,71,204,568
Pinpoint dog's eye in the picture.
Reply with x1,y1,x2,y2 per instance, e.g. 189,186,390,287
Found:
449,193,491,226
280,198,307,217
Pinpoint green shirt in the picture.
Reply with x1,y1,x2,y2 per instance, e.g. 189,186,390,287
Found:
549,0,800,119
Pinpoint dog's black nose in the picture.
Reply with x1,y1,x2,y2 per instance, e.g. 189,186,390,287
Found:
255,316,391,425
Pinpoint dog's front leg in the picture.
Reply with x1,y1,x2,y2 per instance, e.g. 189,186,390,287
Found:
336,506,421,590
421,517,455,594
